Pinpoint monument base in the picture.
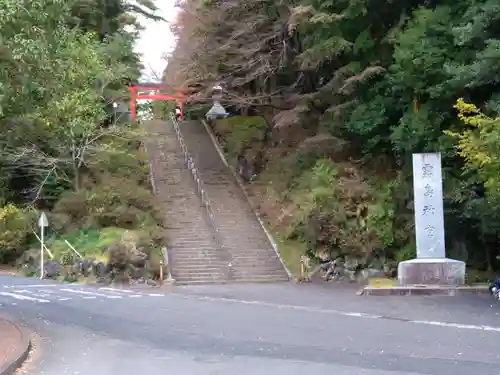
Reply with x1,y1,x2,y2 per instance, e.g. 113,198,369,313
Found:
398,258,466,286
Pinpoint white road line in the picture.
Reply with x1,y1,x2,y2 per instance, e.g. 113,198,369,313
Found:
411,320,500,332
58,298,72,301
99,287,156,297
0,292,50,303
39,289,57,294
185,295,384,318
59,288,122,299
14,290,52,298
185,295,500,333
5,284,59,288
99,287,136,294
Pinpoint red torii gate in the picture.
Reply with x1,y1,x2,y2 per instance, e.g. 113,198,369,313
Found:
127,82,186,120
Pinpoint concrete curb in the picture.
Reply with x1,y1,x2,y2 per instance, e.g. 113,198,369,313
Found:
0,318,31,375
359,285,490,296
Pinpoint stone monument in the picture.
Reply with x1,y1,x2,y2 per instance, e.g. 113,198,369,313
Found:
397,152,466,286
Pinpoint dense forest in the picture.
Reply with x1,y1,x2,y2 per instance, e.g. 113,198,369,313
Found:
165,0,500,277
0,0,166,281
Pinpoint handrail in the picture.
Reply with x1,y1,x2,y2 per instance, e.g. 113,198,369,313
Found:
168,114,233,279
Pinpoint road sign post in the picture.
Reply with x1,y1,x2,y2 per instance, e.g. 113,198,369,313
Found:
38,212,49,279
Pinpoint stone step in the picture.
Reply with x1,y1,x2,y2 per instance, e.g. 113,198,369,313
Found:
230,278,289,283
171,237,216,242
173,279,230,285
220,241,273,250
231,265,285,273
231,271,289,280
173,270,227,278
145,119,288,284
143,119,223,284
229,255,282,262
176,235,210,243
174,277,288,286
172,252,223,259
178,120,288,282
170,243,217,249
231,262,287,270
174,264,228,271
231,270,288,278
229,259,283,266
173,278,227,284
173,258,226,264
171,248,223,254
228,270,288,280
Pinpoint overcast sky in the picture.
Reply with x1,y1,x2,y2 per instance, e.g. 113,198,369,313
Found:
133,0,178,82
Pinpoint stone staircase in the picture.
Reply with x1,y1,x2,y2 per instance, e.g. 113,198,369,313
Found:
142,120,229,285
178,120,289,282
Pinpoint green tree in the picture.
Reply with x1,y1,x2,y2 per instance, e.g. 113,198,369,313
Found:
0,0,143,204
161,0,500,271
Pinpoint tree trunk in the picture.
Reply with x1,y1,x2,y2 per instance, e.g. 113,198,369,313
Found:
73,163,80,191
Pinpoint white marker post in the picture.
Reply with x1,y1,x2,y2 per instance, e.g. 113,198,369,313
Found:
38,212,49,279
412,153,446,258
397,153,466,286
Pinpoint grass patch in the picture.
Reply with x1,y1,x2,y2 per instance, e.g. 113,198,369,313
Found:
44,226,163,279
368,278,397,288
465,269,496,284
47,227,126,262
272,232,306,276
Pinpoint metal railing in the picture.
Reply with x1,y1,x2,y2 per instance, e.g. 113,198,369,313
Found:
168,114,233,279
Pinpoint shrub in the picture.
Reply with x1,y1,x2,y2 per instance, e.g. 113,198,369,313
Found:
284,158,378,261
52,176,161,231
103,229,164,279
265,134,349,194
447,99,500,197
42,226,166,278
0,204,34,263
215,116,267,159
88,148,149,187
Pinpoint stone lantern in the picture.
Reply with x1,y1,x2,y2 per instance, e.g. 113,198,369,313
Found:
205,84,228,121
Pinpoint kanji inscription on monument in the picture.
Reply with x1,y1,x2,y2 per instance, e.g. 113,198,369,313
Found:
412,153,445,258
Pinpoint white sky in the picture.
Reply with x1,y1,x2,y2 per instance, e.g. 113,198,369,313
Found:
133,0,178,82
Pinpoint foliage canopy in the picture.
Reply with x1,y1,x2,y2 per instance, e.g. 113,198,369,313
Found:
0,0,164,266
167,0,500,272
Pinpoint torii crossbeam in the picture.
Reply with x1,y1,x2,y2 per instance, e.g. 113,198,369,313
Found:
127,82,186,120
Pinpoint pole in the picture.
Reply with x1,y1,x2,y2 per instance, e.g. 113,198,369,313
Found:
128,87,137,120
40,225,44,279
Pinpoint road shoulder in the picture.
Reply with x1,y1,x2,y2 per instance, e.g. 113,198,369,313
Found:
0,317,31,375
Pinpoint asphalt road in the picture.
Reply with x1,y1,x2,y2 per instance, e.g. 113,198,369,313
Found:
1,276,500,375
